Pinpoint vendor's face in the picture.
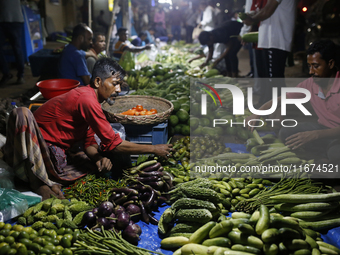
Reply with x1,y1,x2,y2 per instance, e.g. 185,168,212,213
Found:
81,28,93,51
94,35,106,53
307,52,334,85
97,74,123,104
120,31,128,41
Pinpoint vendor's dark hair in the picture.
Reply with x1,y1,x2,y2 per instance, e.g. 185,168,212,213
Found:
93,32,105,44
72,23,88,39
307,40,340,66
138,31,147,38
198,31,211,45
90,58,126,85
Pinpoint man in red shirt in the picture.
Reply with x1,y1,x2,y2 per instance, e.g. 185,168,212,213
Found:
246,40,340,165
4,58,172,200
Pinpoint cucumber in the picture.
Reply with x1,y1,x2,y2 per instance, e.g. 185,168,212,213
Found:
293,249,312,255
207,246,228,255
279,242,289,255
261,228,280,243
230,218,250,226
228,230,263,249
270,215,299,228
312,248,321,255
224,250,257,255
274,202,339,212
209,220,233,239
299,218,340,231
249,210,260,225
189,221,216,244
181,243,209,255
256,205,270,235
202,237,232,247
270,193,340,203
160,236,190,249
316,241,340,254
279,227,302,240
284,239,309,250
318,246,339,255
232,212,252,219
303,229,320,239
231,244,262,254
238,223,256,235
290,210,331,220
263,243,279,255
305,235,318,249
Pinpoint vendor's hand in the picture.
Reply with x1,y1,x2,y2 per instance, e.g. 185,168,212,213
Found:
86,51,98,60
188,58,194,64
198,23,202,29
153,144,173,159
243,16,254,26
285,130,319,150
96,157,113,172
245,114,259,131
199,62,207,69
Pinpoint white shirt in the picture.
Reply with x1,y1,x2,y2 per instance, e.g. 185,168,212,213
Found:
258,0,296,52
239,0,253,36
201,5,215,31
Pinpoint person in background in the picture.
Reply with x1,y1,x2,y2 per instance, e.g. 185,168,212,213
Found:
139,8,149,32
198,0,215,31
86,32,106,74
3,57,173,200
198,21,243,77
59,23,95,86
243,0,296,105
153,22,169,42
153,6,166,29
169,6,182,42
246,40,340,167
0,0,25,85
184,7,199,44
131,31,148,47
112,27,151,60
96,10,110,35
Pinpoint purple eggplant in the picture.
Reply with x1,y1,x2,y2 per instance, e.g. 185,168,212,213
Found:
115,211,131,230
126,204,141,222
148,213,159,225
97,217,113,230
114,205,125,215
92,207,99,215
82,211,97,228
141,162,161,172
138,171,164,177
136,176,161,182
110,187,139,195
139,201,149,224
97,201,114,217
122,223,141,245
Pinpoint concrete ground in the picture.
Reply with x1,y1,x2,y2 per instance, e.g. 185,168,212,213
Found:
0,43,309,100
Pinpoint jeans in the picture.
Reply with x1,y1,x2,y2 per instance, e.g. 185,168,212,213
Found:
171,25,181,41
279,122,340,163
0,22,25,78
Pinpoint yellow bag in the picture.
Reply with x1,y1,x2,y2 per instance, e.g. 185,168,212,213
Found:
192,26,203,40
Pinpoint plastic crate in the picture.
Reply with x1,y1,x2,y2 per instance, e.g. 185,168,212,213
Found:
123,121,168,145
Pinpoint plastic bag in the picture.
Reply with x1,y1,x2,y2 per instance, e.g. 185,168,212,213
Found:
0,159,14,189
95,123,126,145
192,26,203,40
144,44,158,62
0,188,28,222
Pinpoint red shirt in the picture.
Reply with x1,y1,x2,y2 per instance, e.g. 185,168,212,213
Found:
286,72,340,128
34,85,122,151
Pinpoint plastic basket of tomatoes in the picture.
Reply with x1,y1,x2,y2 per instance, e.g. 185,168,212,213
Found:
102,95,174,125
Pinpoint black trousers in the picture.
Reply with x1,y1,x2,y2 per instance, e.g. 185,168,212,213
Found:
0,22,25,78
255,48,288,105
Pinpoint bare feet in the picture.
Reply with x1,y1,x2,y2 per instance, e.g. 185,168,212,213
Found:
34,185,64,201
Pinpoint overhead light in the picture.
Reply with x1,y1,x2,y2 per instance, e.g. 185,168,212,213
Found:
216,3,220,7
176,6,179,9
225,9,228,13
302,6,307,12
307,28,311,32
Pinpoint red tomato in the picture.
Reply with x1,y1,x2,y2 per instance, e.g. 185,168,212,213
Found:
150,108,158,114
136,104,143,111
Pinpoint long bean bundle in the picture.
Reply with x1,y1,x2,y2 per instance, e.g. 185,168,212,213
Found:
235,174,328,213
63,174,125,206
72,227,162,255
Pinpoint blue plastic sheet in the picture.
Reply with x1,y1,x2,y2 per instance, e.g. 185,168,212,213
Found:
137,204,173,255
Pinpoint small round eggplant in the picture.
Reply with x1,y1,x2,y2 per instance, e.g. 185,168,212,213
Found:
82,211,97,228
97,201,114,217
115,211,130,230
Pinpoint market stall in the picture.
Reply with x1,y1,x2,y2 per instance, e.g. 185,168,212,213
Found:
1,40,340,255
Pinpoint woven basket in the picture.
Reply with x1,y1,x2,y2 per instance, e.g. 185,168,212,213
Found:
102,95,174,125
